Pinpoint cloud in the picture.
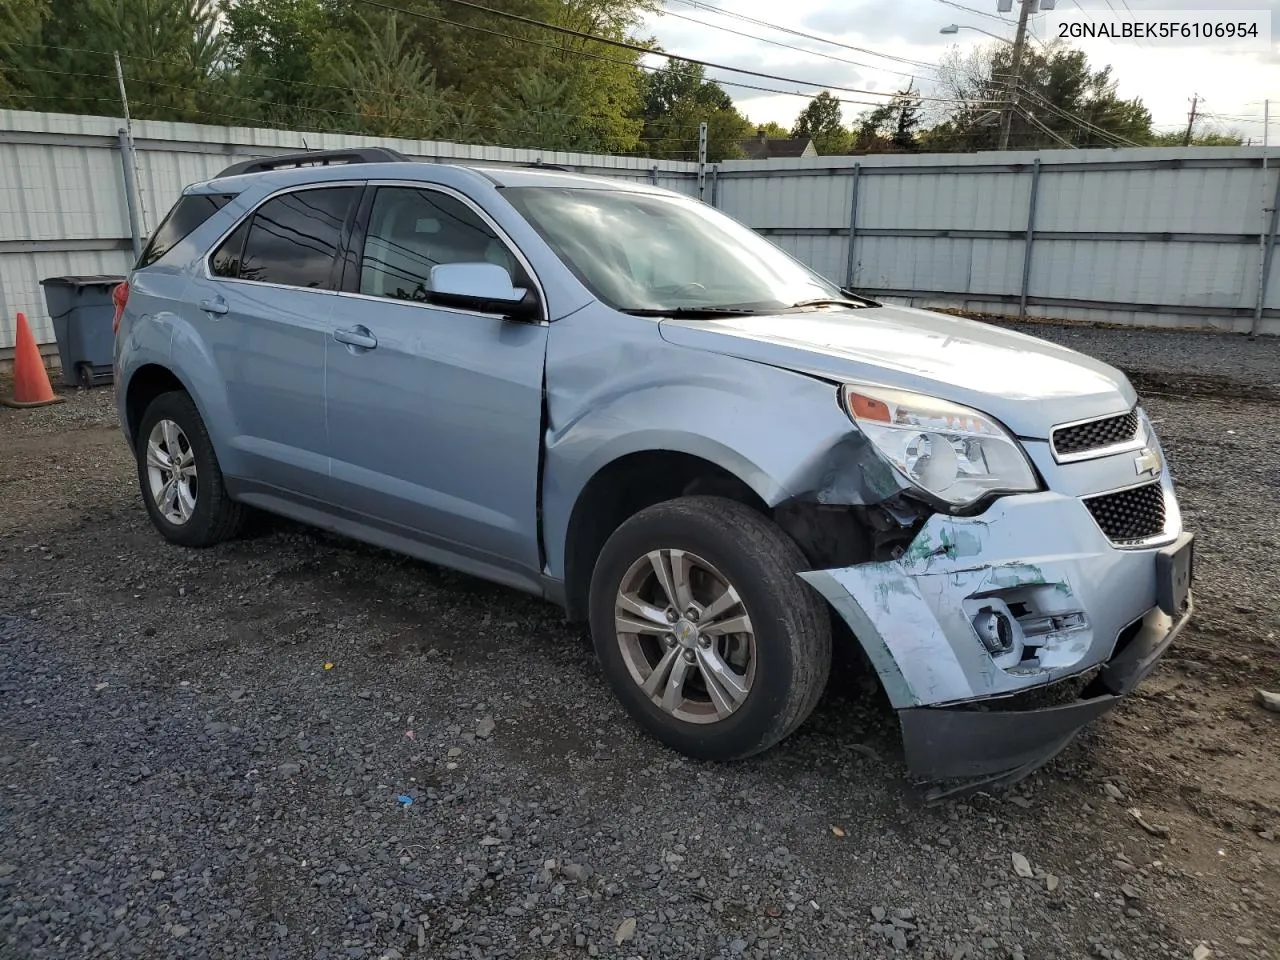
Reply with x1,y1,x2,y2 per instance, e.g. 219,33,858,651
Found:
643,0,1280,129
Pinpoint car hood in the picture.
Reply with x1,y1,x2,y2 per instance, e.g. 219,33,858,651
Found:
657,304,1136,439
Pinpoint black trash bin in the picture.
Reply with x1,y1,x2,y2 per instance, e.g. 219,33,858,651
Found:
39,275,124,389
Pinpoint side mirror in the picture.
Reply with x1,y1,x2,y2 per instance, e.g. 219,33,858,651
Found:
428,262,539,320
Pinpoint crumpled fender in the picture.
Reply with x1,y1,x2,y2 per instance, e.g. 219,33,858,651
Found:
539,308,912,580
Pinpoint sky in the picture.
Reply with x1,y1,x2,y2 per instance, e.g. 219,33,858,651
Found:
637,0,1280,143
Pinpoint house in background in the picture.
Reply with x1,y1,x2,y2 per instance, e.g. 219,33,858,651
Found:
737,128,818,159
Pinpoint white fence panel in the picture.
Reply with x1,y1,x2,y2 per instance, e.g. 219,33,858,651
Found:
3,109,1280,356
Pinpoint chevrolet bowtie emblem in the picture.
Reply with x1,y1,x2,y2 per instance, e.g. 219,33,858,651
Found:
1134,447,1162,478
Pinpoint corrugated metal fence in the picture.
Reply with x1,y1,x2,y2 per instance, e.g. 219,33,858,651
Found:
0,109,699,353
3,108,1279,355
726,150,1280,336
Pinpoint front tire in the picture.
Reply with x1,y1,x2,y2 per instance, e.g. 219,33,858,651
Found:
135,390,246,548
588,496,831,761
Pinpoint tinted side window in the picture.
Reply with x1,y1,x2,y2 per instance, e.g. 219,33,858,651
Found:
137,193,235,269
237,187,357,288
359,186,519,301
210,220,251,278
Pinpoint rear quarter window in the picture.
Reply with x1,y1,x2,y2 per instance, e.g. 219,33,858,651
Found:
136,193,237,269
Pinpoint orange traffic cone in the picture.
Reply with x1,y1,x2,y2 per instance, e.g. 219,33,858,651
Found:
1,312,65,408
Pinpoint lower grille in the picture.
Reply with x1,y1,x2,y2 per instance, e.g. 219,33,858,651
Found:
1083,481,1166,544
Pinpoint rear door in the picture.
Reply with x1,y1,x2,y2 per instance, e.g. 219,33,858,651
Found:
323,181,549,581
187,184,360,499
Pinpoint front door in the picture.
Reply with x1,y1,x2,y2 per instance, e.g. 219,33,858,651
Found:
192,184,359,498
324,183,549,578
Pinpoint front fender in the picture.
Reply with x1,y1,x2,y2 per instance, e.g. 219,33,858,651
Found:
540,307,908,579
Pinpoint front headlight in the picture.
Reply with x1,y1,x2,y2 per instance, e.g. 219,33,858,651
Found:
840,384,1040,508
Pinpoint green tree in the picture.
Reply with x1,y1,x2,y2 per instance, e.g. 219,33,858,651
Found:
640,60,751,161
892,85,923,151
852,102,896,152
218,0,359,129
0,0,230,122
750,120,791,138
931,41,1153,150
335,13,453,140
490,69,596,151
792,91,850,155
0,0,706,155
1149,129,1245,147
0,0,50,99
386,0,651,153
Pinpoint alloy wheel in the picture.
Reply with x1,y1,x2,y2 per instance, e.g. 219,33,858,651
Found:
614,548,756,724
145,418,198,525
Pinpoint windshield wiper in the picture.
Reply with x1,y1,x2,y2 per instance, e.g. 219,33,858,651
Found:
786,297,869,310
619,306,762,318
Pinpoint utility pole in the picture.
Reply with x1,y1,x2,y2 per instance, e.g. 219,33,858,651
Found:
1254,98,1271,338
114,51,149,236
997,0,1032,151
1182,94,1199,146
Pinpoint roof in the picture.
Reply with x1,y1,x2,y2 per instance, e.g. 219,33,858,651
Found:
196,153,672,196
738,136,817,160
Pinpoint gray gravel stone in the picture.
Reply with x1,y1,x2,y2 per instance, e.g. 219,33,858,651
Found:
2,328,1278,960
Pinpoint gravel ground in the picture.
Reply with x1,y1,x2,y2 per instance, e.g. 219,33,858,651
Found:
1,325,1278,960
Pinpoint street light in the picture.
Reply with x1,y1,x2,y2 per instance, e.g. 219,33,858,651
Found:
939,23,1013,45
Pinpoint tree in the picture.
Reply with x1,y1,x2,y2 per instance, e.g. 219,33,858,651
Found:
0,0,768,157
792,91,850,155
334,13,456,140
491,69,596,151
750,121,791,138
1149,129,1245,147
218,0,358,129
387,0,652,153
0,0,50,99
930,40,1153,151
892,85,923,151
0,0,231,122
639,60,751,161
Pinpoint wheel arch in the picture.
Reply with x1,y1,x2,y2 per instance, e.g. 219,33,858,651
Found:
560,448,772,622
124,363,192,443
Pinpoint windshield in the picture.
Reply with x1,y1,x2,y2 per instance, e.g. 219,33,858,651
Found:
501,186,845,313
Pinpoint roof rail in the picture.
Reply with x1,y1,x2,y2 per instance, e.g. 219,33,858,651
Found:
215,147,411,179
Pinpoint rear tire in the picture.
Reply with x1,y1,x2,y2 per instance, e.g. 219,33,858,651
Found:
135,390,246,548
588,495,831,761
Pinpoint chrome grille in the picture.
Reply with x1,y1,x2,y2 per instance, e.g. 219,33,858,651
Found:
1083,481,1166,544
1051,411,1140,460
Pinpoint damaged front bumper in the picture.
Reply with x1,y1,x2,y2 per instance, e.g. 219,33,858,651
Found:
898,597,1192,796
799,489,1194,795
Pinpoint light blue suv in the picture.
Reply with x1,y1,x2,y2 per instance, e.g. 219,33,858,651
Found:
113,148,1194,795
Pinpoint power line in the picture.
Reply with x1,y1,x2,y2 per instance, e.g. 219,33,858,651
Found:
346,0,992,110
662,0,939,70
933,0,1011,24
1015,104,1078,148
654,6,928,81
358,0,968,105
2,38,921,129
5,47,698,148
1012,82,1144,146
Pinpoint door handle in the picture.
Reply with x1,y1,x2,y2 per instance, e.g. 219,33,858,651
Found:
333,326,377,350
199,297,228,315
